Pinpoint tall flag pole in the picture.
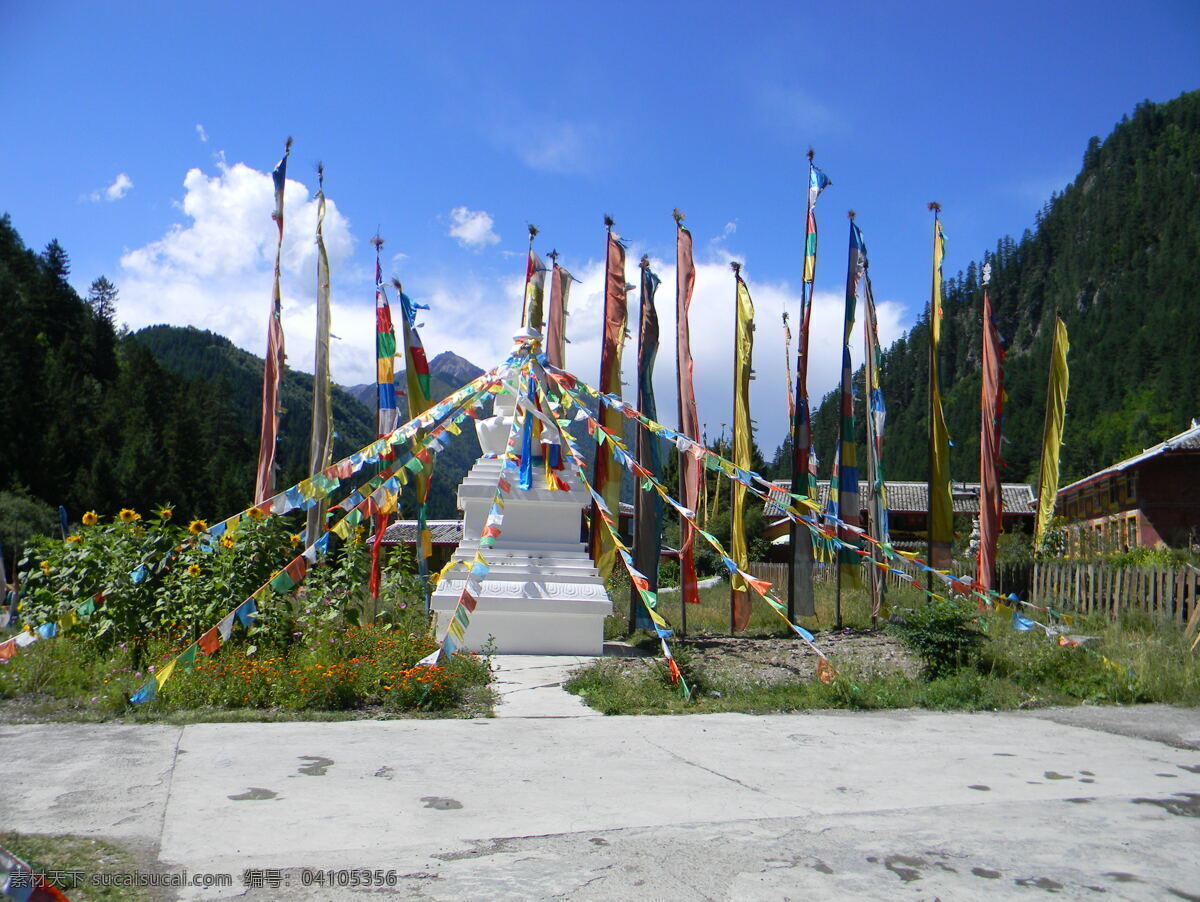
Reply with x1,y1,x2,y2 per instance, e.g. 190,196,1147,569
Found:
631,255,663,632
730,261,755,633
546,250,574,370
306,163,334,543
254,136,292,504
862,243,889,622
834,214,866,628
788,150,831,620
521,225,546,332
394,277,434,606
589,216,627,580
978,262,1004,589
518,226,548,490
373,235,398,439
674,209,702,634
1034,315,1070,548
369,237,397,603
782,312,795,421
927,203,954,576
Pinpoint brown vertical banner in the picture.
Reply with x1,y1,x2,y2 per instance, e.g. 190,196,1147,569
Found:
977,265,1003,590
675,212,702,607
306,164,333,543
546,257,572,369
255,137,291,504
631,256,663,632
589,220,626,579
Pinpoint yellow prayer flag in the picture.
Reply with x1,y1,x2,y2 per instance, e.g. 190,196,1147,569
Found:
928,215,953,564
1035,316,1070,545
730,271,754,631
154,657,177,689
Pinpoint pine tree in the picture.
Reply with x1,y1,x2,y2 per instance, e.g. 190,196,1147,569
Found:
87,276,118,324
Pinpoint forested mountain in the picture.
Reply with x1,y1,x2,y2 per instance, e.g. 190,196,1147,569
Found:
132,325,376,493
0,217,262,521
810,91,1200,487
131,329,488,520
342,350,485,410
0,214,485,524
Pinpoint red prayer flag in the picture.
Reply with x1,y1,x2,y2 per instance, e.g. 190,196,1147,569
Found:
198,627,220,656
676,221,702,605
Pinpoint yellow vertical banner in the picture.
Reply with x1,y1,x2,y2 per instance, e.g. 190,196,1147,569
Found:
1035,316,1070,545
730,265,754,632
928,209,954,568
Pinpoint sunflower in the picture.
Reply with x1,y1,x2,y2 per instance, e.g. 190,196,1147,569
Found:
289,533,303,546
118,508,141,523
220,535,235,549
39,560,51,574
247,507,266,520
81,511,99,527
156,507,173,521
65,535,81,543
188,519,208,535
187,564,202,578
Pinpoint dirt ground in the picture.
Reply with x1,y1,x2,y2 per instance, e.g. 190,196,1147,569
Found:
613,628,921,686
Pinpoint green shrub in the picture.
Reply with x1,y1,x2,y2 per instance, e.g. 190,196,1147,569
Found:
887,598,985,679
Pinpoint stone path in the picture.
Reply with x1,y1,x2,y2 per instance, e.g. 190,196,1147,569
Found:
2,706,1199,899
488,654,600,718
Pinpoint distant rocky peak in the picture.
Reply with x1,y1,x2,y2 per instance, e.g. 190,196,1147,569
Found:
430,350,484,387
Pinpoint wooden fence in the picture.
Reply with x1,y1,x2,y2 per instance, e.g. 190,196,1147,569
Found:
1031,561,1200,626
750,559,1200,634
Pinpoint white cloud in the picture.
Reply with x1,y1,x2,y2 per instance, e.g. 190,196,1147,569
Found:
85,172,134,203
756,84,843,137
399,241,905,456
117,160,364,386
447,206,500,250
195,123,209,143
113,161,905,462
490,117,603,175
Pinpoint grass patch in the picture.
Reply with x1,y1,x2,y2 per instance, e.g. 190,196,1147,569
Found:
0,606,494,722
606,570,912,643
570,585,1200,715
0,832,156,901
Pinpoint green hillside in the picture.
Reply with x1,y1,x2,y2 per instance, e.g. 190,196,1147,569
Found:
133,326,486,520
810,91,1200,488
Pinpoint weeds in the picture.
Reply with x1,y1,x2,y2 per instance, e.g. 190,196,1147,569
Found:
0,606,491,720
567,582,1200,715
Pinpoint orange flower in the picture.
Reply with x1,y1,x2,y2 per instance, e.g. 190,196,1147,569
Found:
65,535,81,544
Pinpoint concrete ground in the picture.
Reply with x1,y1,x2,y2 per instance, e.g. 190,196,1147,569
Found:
2,660,1199,900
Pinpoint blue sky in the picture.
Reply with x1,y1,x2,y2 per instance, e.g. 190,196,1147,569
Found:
3,1,1198,451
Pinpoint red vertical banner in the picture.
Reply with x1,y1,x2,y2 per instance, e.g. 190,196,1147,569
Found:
254,137,291,504
978,267,1003,590
675,214,702,605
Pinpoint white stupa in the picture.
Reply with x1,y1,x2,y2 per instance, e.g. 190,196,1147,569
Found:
429,335,612,654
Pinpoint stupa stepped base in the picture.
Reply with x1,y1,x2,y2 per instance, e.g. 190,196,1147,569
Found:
430,452,611,656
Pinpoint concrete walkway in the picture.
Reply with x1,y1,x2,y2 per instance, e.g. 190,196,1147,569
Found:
2,705,1200,900
488,654,599,718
